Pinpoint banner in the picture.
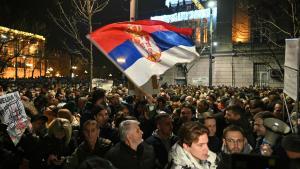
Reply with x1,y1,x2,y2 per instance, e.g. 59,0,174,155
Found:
92,78,114,91
0,92,29,145
285,38,300,70
284,39,300,100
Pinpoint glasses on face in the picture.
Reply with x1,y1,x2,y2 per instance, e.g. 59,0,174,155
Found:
225,138,244,144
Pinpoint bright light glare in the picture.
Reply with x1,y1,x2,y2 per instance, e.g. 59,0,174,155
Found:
207,1,216,8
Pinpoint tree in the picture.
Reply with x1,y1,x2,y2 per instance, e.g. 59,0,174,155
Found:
233,0,300,81
247,0,299,47
49,0,109,90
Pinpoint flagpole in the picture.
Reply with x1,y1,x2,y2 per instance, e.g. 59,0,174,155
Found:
129,0,146,96
130,0,138,21
129,0,158,98
208,3,215,88
128,0,137,94
209,7,213,88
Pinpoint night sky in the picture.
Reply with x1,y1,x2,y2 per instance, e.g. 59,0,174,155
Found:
0,0,166,49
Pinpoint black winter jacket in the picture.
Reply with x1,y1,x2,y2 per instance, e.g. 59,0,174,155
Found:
105,141,156,169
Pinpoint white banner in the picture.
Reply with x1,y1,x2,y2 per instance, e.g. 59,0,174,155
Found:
285,39,300,70
92,78,113,91
92,78,103,88
192,77,208,86
102,80,114,91
284,67,298,101
0,92,29,145
284,39,300,100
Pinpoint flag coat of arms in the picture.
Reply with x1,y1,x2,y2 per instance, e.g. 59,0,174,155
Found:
87,20,198,87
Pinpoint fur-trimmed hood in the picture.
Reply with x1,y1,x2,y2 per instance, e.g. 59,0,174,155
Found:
221,142,253,154
168,143,218,169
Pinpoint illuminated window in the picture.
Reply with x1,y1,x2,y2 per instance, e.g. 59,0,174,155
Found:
232,3,250,43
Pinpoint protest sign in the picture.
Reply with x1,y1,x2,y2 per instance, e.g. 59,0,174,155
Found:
0,92,29,145
284,39,300,101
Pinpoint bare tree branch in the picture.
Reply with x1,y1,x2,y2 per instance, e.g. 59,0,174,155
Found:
49,0,109,90
258,18,292,37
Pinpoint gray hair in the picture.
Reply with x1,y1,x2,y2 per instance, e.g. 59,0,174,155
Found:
119,120,140,142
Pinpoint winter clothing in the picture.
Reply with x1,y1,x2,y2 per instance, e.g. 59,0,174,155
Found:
105,141,156,169
40,135,75,169
217,142,253,169
208,136,221,153
168,143,218,169
145,130,178,168
64,138,112,169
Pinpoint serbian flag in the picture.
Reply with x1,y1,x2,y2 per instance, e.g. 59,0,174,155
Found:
87,20,198,87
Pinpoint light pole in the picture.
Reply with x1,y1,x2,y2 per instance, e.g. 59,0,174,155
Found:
208,1,216,87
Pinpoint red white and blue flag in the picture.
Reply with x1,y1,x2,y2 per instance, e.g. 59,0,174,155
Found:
87,20,198,87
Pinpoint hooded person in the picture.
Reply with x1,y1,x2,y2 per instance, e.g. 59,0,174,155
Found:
217,125,252,169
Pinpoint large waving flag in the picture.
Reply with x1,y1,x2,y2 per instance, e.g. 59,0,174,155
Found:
87,20,198,87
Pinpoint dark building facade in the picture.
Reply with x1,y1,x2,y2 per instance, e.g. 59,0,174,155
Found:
150,0,284,87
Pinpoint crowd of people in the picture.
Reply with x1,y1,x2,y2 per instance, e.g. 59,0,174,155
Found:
0,78,300,169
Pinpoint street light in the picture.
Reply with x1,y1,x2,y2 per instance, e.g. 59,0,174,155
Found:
0,34,7,39
71,66,77,78
48,67,53,72
25,63,33,67
208,0,216,87
56,72,61,77
207,1,216,8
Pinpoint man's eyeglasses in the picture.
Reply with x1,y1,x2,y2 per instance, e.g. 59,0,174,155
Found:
225,138,244,144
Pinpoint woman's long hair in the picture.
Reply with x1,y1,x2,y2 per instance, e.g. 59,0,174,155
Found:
48,118,72,145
